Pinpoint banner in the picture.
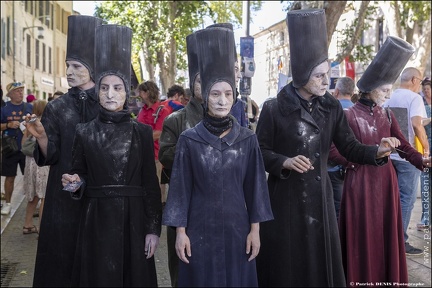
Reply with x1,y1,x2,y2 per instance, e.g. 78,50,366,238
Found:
345,56,355,79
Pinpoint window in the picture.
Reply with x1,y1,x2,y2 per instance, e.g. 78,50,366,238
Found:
45,2,50,27
48,46,52,74
1,20,5,59
35,39,40,70
7,17,10,56
42,43,46,72
279,31,284,46
26,34,31,67
39,1,44,19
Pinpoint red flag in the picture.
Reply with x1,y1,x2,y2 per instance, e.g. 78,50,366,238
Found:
345,56,355,79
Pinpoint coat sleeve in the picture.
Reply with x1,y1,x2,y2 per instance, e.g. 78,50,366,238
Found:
256,100,290,179
69,124,88,200
332,105,386,166
159,113,180,169
139,124,162,236
243,135,274,224
389,111,424,170
34,101,61,166
162,135,193,227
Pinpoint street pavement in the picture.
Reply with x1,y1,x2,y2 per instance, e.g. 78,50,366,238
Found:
1,173,431,287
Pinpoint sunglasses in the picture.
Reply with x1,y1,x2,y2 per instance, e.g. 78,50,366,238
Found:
11,82,23,88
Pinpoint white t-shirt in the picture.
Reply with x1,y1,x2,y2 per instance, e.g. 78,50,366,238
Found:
383,88,427,162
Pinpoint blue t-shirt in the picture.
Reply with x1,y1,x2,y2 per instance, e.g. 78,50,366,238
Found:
1,101,33,149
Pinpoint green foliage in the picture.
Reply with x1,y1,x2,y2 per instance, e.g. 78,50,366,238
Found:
207,1,262,27
95,1,209,82
398,1,431,29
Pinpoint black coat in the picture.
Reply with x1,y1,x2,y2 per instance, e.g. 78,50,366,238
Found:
69,108,162,286
33,87,100,287
255,83,385,287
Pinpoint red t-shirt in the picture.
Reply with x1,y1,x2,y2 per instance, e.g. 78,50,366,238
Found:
137,101,170,160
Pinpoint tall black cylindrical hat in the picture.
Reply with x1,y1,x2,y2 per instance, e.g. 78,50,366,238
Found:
206,23,237,60
357,36,415,93
287,9,328,88
186,32,199,97
94,24,132,106
195,27,236,110
66,15,103,81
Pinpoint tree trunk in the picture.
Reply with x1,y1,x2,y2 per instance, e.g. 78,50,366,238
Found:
157,1,177,95
335,1,370,63
324,1,347,48
382,1,402,38
142,42,155,81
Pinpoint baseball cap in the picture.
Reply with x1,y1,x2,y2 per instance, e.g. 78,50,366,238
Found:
6,82,25,96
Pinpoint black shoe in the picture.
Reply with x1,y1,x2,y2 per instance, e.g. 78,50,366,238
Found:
405,242,423,256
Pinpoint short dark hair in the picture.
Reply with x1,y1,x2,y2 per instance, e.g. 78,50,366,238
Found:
167,84,185,99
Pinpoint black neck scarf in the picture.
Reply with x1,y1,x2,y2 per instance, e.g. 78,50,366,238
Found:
202,112,234,136
69,86,98,123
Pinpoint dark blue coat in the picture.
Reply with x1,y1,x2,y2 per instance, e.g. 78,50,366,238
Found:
162,120,274,287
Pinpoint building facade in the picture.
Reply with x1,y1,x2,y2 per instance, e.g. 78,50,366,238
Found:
1,1,74,101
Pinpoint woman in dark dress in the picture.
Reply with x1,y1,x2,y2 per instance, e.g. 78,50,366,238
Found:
162,27,273,287
61,24,161,287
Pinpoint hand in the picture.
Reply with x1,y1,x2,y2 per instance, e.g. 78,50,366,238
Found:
376,137,401,158
145,234,160,259
22,113,46,139
283,155,314,173
61,173,81,187
6,120,20,129
175,227,191,264
246,223,260,261
422,156,431,168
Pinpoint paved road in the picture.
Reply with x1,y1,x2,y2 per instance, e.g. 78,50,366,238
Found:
1,174,431,287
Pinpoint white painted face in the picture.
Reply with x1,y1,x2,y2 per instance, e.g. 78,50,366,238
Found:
303,61,330,97
99,75,126,112
193,74,203,103
66,60,91,88
207,81,234,118
369,84,393,106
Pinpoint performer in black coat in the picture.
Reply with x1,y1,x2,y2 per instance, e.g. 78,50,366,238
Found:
255,9,400,287
61,24,161,287
24,15,103,287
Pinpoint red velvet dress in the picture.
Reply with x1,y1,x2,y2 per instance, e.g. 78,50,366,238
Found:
329,101,424,286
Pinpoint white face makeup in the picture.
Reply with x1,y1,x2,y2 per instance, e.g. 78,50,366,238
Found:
207,81,234,118
99,75,126,112
66,60,91,89
193,74,203,103
369,84,393,106
302,61,330,97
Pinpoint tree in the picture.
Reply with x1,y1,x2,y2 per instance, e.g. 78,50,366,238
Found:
95,1,209,94
285,1,431,74
95,1,264,94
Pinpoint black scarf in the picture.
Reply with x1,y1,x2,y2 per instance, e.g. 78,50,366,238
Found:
98,106,131,124
69,86,99,123
202,112,233,136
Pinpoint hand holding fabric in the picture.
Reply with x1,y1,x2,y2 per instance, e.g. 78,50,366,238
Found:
376,137,401,158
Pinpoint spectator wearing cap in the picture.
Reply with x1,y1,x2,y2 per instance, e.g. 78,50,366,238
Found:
1,82,33,215
26,94,36,103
